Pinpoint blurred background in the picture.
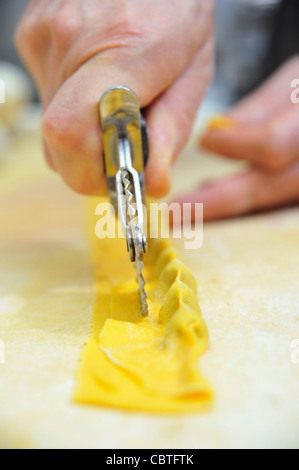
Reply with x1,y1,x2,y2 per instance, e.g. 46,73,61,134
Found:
1,1,299,450
0,0,299,147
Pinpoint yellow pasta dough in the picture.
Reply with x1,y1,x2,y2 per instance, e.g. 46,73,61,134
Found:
73,200,212,413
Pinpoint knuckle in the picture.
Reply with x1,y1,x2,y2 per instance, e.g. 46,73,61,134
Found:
260,152,283,171
114,3,143,34
14,17,37,49
45,8,82,46
42,108,77,150
261,128,288,170
265,150,287,171
100,4,151,50
260,146,286,171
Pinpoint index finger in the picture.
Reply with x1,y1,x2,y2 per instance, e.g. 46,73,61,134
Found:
173,162,299,222
201,102,299,172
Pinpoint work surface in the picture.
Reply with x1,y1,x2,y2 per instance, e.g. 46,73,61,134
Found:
0,129,299,449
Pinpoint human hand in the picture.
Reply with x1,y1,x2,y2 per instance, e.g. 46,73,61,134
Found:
175,56,299,221
15,0,214,197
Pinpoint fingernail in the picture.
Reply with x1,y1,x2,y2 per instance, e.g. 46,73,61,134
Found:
208,115,239,131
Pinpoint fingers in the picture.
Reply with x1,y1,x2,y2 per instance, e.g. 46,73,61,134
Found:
145,38,214,197
173,162,299,222
193,58,299,223
40,59,164,195
16,0,214,197
41,31,213,197
228,55,299,126
201,55,299,172
41,62,109,195
202,98,299,171
40,53,182,196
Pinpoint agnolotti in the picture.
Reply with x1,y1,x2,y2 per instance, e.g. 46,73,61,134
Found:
73,200,212,413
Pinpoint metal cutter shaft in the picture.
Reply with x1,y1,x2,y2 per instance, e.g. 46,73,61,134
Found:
99,86,149,316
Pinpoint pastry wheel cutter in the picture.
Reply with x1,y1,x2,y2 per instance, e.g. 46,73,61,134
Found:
99,86,149,316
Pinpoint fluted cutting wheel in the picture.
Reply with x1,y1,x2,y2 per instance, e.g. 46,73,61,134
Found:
121,169,149,317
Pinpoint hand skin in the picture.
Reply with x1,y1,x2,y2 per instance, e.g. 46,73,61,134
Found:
174,56,299,222
15,0,214,197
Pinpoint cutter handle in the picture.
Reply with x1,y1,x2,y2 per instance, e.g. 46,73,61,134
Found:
100,86,147,176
